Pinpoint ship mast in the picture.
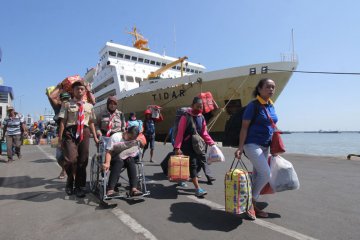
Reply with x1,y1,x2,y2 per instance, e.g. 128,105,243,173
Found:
127,27,150,51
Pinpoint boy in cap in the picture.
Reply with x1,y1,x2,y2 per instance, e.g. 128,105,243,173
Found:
58,80,99,197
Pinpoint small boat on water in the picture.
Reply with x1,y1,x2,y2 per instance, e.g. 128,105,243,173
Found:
318,130,340,133
85,27,298,141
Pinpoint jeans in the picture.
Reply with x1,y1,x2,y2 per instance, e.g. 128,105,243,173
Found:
243,143,270,200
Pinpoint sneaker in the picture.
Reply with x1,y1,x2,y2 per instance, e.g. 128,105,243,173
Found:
195,188,207,197
178,181,188,187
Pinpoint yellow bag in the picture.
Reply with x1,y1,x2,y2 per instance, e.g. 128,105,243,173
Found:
225,158,253,215
23,139,33,145
168,155,190,182
46,86,56,96
50,137,58,148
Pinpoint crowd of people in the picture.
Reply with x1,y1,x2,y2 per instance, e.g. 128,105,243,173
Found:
2,77,279,219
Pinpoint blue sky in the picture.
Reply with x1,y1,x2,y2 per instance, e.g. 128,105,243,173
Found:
0,0,359,131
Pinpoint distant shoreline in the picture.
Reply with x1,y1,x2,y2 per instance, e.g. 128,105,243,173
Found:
282,131,360,134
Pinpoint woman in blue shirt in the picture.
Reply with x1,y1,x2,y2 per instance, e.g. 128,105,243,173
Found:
235,78,278,218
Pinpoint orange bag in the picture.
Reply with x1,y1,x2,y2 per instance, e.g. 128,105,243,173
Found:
137,133,147,147
168,155,190,182
198,92,218,113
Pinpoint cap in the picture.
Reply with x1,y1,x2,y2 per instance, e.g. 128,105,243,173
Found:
71,79,86,89
144,109,152,115
107,96,117,105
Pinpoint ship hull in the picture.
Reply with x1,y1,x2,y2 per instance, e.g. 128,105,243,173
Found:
94,61,297,141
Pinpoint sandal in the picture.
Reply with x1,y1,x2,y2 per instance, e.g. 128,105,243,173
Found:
58,172,66,179
130,189,143,197
106,189,116,196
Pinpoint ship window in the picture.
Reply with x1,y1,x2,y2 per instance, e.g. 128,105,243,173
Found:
95,89,116,103
144,59,150,64
120,75,125,81
156,62,161,66
199,71,203,73
150,60,155,65
125,55,131,60
195,70,199,73
186,68,190,72
109,51,116,57
126,76,134,82
138,58,144,62
135,77,141,83
131,56,137,61
172,66,176,69
190,69,194,73
176,66,181,70
93,77,115,93
117,53,124,58
162,62,166,66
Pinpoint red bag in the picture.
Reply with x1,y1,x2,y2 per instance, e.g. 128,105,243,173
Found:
198,92,218,113
270,131,286,155
262,106,286,155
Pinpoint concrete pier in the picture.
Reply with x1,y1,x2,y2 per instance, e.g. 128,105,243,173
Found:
0,142,359,240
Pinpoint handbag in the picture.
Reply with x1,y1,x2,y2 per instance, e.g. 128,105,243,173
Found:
269,155,300,192
207,145,225,164
262,106,286,155
189,116,206,155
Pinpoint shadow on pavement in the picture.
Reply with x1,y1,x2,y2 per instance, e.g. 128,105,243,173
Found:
168,202,243,232
31,158,57,164
0,176,63,189
147,183,194,200
146,172,167,181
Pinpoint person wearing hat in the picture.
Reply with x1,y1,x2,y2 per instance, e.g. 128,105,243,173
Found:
58,80,99,197
2,106,26,163
142,109,160,163
96,96,125,139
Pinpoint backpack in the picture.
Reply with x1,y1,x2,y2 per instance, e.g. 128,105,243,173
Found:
171,107,191,142
127,120,143,132
144,119,155,136
223,100,260,147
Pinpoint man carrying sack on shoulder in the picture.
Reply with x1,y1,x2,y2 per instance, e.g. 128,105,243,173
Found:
58,80,99,198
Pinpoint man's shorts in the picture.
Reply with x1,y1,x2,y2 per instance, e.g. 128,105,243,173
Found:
144,135,155,150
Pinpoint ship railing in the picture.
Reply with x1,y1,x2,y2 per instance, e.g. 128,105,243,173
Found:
280,53,298,62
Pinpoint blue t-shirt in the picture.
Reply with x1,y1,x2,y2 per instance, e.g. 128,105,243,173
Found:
243,101,278,147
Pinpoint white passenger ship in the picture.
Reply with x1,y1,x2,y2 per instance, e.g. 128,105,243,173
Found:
86,28,298,140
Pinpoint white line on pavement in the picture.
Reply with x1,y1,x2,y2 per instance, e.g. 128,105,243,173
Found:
36,145,61,169
112,207,158,240
187,195,318,240
37,145,158,240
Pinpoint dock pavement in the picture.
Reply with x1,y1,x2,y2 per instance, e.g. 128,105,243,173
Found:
0,142,359,240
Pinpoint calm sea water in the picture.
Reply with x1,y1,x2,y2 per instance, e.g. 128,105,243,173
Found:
281,132,360,157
